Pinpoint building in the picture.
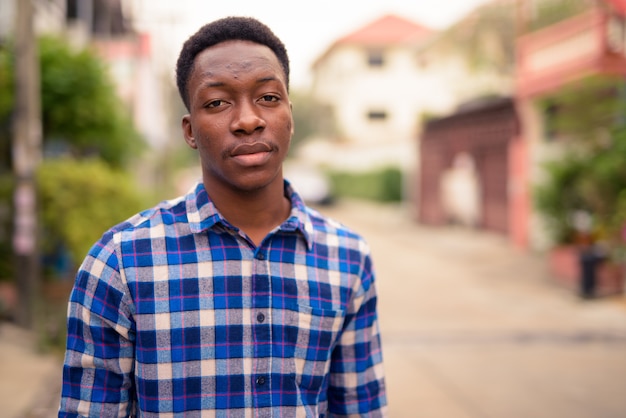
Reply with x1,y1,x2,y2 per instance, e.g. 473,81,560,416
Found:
418,0,626,269
414,0,519,220
306,15,437,174
419,97,520,236
515,0,626,293
0,0,131,44
307,9,518,208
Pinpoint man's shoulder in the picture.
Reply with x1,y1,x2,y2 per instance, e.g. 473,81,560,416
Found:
303,205,369,249
98,194,189,246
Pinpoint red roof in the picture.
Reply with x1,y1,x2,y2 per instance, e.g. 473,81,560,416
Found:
337,14,433,46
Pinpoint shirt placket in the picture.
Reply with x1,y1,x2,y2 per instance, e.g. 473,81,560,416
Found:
251,245,272,413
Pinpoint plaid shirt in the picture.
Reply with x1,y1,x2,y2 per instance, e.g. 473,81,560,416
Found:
59,181,387,417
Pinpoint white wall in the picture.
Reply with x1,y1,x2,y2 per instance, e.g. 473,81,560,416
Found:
313,44,459,148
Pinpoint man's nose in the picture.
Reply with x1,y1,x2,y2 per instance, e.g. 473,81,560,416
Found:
231,101,266,135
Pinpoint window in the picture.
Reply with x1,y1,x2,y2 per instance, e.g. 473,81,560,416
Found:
367,50,385,67
66,0,78,20
367,110,387,121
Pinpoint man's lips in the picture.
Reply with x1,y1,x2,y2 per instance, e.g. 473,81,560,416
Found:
231,142,272,156
230,142,273,166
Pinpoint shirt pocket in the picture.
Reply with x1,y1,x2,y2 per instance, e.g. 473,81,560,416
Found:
285,305,345,392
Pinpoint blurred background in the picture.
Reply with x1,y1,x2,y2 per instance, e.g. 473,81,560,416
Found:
1,0,626,417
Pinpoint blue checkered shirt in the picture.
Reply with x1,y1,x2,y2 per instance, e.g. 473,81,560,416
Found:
59,181,387,417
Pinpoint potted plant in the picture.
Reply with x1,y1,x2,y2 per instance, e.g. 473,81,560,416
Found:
535,76,626,297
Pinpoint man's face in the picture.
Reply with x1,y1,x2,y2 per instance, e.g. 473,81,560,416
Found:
182,40,294,194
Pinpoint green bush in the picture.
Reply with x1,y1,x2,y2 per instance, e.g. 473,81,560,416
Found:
529,0,590,32
38,36,144,166
534,76,626,252
289,90,338,151
328,166,403,202
36,158,149,273
535,155,588,244
0,174,14,280
0,36,144,168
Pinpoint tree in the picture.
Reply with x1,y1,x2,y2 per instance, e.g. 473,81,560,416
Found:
289,90,338,151
0,34,146,284
0,41,14,173
535,76,626,257
529,0,591,32
0,35,144,168
37,158,149,271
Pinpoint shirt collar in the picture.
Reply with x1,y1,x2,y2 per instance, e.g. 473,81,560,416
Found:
185,180,314,250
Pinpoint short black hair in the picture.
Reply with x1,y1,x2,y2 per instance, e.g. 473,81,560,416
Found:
176,16,290,110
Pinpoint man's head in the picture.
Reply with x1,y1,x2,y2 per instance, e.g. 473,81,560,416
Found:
179,18,294,197
176,16,290,111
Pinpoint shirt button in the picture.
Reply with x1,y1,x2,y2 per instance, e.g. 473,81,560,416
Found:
256,376,266,386
255,252,265,260
257,312,265,323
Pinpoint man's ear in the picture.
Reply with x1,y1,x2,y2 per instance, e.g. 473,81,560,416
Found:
182,115,197,149
289,102,295,136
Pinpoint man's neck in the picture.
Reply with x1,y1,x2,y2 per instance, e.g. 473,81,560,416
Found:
203,177,291,247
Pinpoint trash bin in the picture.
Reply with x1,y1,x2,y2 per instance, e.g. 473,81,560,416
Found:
578,245,605,299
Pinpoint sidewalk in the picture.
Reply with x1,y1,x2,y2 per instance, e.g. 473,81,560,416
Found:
0,322,62,418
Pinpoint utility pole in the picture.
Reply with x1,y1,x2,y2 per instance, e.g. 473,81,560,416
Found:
516,0,529,37
12,0,42,329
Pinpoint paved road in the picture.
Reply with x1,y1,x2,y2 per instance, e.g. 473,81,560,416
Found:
318,200,626,418
2,199,625,417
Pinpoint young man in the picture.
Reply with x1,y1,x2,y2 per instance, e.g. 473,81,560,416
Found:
59,16,387,417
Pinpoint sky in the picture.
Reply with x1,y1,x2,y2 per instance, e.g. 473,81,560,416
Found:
127,0,492,88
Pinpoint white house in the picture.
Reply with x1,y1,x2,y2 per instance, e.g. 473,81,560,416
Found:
306,11,514,169
306,14,439,172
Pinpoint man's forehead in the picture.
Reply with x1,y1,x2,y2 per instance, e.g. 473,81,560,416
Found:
199,40,277,60
192,41,286,83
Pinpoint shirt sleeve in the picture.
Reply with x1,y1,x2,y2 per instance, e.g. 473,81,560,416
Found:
59,233,136,418
327,248,388,417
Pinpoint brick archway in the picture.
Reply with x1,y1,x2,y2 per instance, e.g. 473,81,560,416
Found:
419,97,519,234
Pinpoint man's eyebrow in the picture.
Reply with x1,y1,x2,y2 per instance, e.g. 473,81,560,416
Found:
257,76,279,84
201,80,225,88
199,75,282,89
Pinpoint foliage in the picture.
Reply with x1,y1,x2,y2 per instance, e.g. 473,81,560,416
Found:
36,158,149,273
289,90,338,151
39,36,144,165
535,76,626,254
0,174,13,280
0,35,148,281
0,45,13,125
529,0,591,32
328,166,403,202
539,76,620,144
435,1,517,74
535,155,590,244
0,35,144,168
0,45,13,172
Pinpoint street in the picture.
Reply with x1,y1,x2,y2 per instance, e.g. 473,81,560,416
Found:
318,200,626,418
2,199,626,417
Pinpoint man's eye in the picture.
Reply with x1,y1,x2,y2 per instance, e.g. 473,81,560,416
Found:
260,95,278,102
206,100,224,108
